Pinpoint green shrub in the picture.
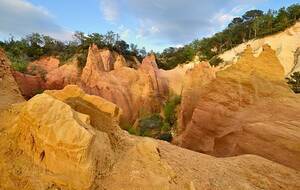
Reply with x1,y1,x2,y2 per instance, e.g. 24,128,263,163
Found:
6,52,29,73
158,133,173,142
209,56,223,67
161,122,171,132
127,127,139,135
32,88,44,96
287,72,300,93
127,96,181,142
77,50,88,69
164,95,181,126
139,114,163,137
59,54,73,66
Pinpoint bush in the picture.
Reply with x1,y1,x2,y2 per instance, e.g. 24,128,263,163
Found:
8,53,29,73
287,72,300,93
209,56,224,67
161,122,171,132
32,88,44,96
158,133,173,142
77,50,88,69
131,96,181,141
139,114,163,137
127,127,138,135
164,95,181,126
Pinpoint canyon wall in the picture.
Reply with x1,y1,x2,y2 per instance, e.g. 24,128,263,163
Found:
175,44,300,170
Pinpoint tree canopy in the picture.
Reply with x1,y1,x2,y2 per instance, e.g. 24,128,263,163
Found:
157,3,300,69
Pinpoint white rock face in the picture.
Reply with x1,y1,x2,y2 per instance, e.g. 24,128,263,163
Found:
219,22,300,75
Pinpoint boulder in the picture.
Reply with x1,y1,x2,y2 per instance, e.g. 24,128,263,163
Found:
175,44,300,170
45,85,122,133
0,89,115,190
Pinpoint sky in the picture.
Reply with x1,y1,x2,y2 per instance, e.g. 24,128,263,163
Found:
0,0,298,51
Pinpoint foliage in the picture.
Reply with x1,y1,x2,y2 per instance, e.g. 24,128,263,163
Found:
157,3,300,69
287,72,300,93
0,31,147,73
133,95,181,142
158,133,173,142
32,88,44,96
139,114,163,137
163,95,181,127
8,53,29,73
209,56,224,67
127,127,139,135
157,45,196,69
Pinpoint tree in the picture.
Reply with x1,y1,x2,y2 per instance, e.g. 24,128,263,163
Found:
86,33,104,48
115,40,129,55
242,10,264,38
104,31,117,47
287,4,300,21
130,43,138,56
25,33,44,59
228,17,243,27
275,7,290,31
139,47,147,58
73,31,86,45
242,10,264,21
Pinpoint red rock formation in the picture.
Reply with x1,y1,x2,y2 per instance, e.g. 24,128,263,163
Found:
175,45,300,170
12,71,46,99
84,44,127,72
81,49,168,124
46,58,80,89
27,56,59,75
139,54,168,98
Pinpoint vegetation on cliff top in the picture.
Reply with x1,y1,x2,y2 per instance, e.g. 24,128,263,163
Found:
2,4,299,72
157,3,300,69
0,31,147,73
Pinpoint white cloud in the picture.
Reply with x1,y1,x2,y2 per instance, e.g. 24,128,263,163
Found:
100,0,119,22
174,44,184,48
210,5,254,30
103,0,264,44
0,0,73,41
118,25,131,40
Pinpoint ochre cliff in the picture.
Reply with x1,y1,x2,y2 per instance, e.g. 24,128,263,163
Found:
80,48,168,124
175,44,300,170
12,45,170,124
0,48,24,111
0,85,299,190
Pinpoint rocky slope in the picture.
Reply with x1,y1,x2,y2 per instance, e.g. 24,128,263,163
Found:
175,44,300,170
0,85,299,190
0,48,24,111
219,22,300,75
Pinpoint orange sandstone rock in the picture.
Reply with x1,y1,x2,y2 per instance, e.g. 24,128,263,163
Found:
175,45,300,170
